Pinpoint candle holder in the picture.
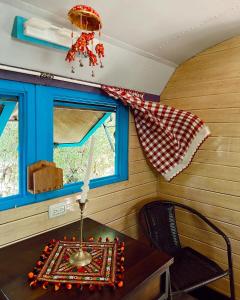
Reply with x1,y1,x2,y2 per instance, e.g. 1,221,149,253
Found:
69,200,92,267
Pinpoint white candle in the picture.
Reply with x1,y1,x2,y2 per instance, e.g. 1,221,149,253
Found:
80,136,96,203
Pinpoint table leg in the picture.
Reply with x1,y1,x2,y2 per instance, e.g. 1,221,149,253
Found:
159,268,172,300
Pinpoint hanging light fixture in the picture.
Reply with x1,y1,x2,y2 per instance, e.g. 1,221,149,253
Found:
65,4,105,77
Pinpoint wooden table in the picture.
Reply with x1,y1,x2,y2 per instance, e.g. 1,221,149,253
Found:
0,218,173,300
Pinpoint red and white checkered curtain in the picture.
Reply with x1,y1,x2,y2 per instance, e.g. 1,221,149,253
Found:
102,85,210,181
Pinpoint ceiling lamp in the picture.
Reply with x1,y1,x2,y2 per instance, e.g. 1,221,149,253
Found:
65,4,105,77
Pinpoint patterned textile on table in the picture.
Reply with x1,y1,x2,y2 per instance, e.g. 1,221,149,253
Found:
102,85,210,181
28,239,125,291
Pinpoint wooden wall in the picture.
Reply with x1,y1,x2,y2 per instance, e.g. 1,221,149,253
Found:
158,36,240,298
2,36,240,299
0,114,158,247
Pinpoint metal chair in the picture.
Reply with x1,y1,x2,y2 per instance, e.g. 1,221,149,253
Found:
139,200,235,300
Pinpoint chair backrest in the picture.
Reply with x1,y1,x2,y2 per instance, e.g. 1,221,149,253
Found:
139,201,181,255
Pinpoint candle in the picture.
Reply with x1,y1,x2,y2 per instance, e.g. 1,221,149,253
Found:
80,136,96,203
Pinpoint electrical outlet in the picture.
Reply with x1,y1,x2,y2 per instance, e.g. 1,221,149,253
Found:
49,202,67,219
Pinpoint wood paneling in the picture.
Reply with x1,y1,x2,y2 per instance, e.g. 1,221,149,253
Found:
159,36,240,298
200,137,240,152
0,113,158,247
161,93,240,110
161,78,240,99
199,36,240,56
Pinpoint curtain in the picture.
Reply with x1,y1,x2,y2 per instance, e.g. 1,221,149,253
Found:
102,85,210,181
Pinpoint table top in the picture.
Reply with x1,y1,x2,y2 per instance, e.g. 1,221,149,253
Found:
0,218,173,300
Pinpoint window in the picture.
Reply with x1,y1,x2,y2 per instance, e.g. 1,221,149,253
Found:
0,99,19,197
0,80,129,211
54,105,116,184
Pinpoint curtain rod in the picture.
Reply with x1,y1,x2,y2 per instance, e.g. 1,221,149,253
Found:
0,64,160,100
0,64,102,88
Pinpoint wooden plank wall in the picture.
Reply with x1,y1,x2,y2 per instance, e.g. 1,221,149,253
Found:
0,114,158,247
158,36,240,298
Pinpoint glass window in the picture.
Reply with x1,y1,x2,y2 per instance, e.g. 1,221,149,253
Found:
0,81,129,211
0,99,19,197
53,105,116,185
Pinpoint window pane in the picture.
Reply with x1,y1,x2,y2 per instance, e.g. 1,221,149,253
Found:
0,99,19,197
54,105,116,185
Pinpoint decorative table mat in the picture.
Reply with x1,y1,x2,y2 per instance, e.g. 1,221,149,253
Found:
28,238,125,291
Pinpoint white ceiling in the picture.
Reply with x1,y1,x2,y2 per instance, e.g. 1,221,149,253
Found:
5,0,240,65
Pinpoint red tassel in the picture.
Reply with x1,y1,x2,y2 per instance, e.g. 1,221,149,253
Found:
42,282,49,289
54,283,61,291
29,280,37,288
120,266,125,272
89,284,95,292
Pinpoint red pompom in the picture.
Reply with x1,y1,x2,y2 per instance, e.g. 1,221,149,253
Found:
28,272,34,279
66,283,72,290
118,281,124,288
36,261,43,267
118,274,124,280
77,266,85,273
120,246,125,252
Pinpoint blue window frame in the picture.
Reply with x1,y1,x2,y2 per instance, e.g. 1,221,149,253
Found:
0,101,16,137
54,112,112,149
0,80,129,211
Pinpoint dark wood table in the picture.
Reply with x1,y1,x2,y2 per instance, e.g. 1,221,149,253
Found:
0,218,173,300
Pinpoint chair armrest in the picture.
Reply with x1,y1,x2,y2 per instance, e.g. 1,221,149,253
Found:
169,201,233,273
173,202,231,248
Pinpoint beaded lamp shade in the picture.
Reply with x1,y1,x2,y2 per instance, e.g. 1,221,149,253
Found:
66,3,105,77
68,5,102,31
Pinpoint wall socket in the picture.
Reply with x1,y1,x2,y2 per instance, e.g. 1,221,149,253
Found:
48,202,67,219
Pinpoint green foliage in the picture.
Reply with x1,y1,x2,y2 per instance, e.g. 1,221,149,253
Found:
0,110,116,197
0,121,18,197
54,115,115,185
